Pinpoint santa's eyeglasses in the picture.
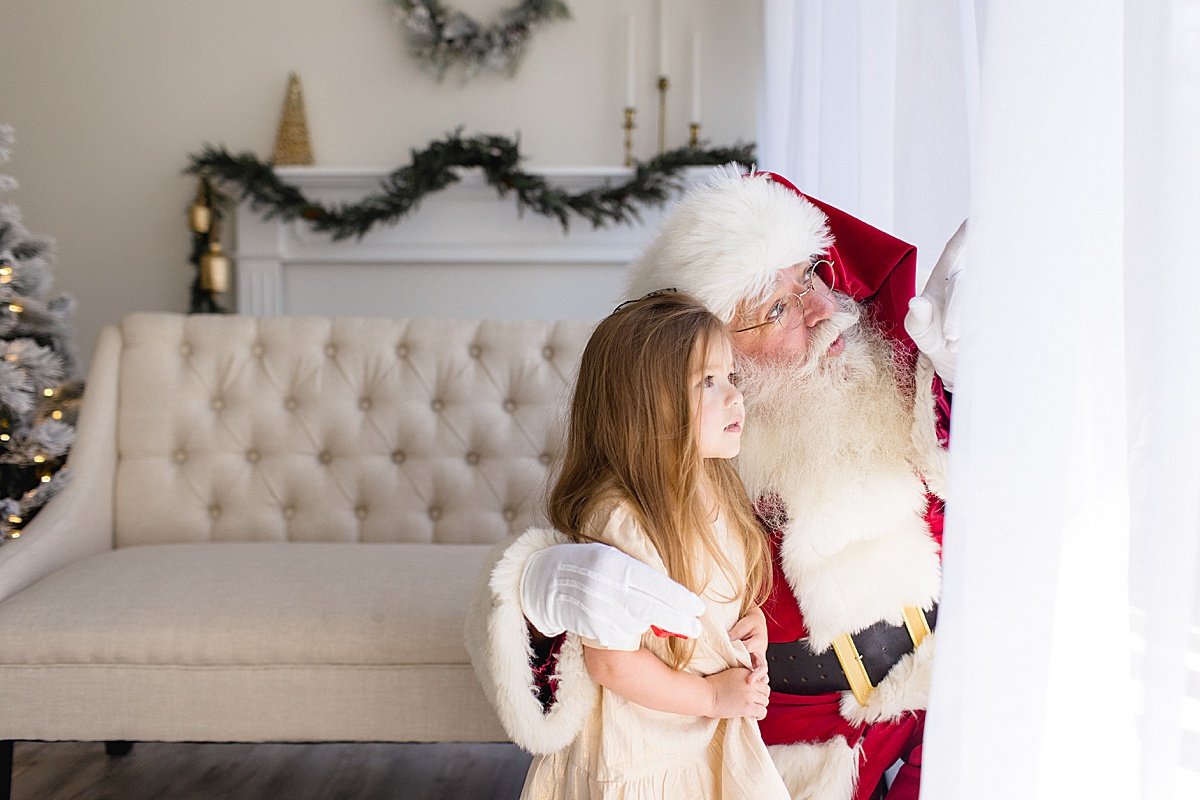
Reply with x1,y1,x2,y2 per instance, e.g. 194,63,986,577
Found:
733,258,837,334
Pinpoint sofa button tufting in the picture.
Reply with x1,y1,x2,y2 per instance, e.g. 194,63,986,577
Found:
503,399,516,413
359,398,372,411
466,451,480,465
429,506,442,521
542,346,554,360
397,344,409,358
319,450,333,465
284,397,298,411
325,344,338,358
355,505,368,520
431,399,444,412
392,450,406,464
282,505,296,519
211,397,225,411
503,507,517,522
539,452,552,465
208,505,221,519
173,449,187,464
180,343,192,357
469,345,482,358
251,344,264,357
246,449,260,463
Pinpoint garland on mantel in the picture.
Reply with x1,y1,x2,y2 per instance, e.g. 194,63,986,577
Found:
184,131,755,241
390,0,571,80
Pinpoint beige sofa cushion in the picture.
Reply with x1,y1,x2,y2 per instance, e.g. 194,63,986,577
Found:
114,314,592,547
0,543,492,666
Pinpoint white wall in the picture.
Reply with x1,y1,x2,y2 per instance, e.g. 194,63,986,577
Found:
0,0,762,370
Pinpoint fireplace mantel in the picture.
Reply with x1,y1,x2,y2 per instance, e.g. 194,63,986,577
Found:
233,166,711,320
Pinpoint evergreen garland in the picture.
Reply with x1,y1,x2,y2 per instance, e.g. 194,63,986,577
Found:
390,0,571,80
185,131,755,242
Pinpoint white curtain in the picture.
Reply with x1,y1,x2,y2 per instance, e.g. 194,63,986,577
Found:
759,1,1200,797
1123,2,1200,797
757,0,977,281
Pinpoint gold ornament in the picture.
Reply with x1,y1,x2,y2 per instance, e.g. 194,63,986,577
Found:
188,178,212,234
272,72,314,166
200,242,231,293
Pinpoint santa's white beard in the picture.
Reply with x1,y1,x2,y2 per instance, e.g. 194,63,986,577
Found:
735,298,941,647
735,300,916,506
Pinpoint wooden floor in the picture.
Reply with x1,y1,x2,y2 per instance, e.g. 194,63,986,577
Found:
11,740,533,800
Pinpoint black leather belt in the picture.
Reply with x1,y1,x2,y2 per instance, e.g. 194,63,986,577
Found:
767,604,938,696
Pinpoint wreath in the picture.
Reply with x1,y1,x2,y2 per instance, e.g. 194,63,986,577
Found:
184,130,755,241
390,0,571,80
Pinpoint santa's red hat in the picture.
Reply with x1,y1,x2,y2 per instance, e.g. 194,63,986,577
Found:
626,166,834,325
626,166,919,349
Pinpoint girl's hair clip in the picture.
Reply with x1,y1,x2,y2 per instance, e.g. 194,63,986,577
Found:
612,288,679,314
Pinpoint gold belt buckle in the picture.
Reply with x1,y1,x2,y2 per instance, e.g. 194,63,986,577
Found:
831,634,874,706
832,606,931,706
902,605,932,649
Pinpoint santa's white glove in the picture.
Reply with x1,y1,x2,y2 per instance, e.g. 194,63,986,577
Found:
905,219,968,392
520,542,705,650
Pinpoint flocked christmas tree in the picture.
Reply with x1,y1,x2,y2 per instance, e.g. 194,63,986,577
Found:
0,124,82,543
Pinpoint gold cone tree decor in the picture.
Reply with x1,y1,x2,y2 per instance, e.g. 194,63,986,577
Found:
272,72,314,166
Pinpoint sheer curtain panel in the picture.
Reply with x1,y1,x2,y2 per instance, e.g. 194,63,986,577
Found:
759,1,1200,797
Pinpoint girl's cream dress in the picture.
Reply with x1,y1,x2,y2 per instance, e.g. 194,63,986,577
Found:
519,502,790,800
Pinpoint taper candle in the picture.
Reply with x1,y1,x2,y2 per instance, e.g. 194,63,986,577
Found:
658,0,669,76
691,31,701,122
626,15,637,107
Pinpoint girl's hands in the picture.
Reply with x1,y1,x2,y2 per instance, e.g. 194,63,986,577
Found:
705,663,770,719
729,606,769,666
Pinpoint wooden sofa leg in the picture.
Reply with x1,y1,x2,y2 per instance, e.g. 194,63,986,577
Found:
1,740,13,800
104,740,134,757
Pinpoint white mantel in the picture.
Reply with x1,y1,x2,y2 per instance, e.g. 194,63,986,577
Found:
233,166,711,321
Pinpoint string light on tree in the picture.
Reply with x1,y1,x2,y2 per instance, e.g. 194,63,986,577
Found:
0,122,82,545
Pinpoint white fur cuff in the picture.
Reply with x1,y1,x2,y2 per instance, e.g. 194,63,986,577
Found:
463,528,597,754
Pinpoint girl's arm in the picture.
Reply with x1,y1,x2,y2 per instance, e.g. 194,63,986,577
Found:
584,646,769,719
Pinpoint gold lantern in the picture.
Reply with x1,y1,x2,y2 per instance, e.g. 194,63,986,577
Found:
187,178,212,234
199,218,230,294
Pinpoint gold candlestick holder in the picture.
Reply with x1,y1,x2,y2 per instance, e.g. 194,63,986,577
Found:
657,76,670,153
688,122,701,149
623,107,636,167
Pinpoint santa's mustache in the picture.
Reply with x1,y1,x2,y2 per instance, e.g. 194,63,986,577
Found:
806,299,861,359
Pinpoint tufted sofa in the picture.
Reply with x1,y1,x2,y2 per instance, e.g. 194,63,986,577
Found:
0,312,593,787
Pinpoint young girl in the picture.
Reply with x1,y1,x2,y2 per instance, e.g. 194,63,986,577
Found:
520,292,789,800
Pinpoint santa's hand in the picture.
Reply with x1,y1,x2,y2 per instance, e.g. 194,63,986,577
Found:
520,542,705,650
905,219,967,392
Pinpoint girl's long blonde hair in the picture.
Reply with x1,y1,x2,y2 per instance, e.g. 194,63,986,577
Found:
548,292,771,669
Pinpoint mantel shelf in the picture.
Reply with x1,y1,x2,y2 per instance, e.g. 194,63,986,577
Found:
232,165,717,320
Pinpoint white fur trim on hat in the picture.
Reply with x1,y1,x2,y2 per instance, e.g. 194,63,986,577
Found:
463,527,597,754
627,165,833,324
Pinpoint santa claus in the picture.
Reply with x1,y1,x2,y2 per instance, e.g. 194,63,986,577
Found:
466,167,963,800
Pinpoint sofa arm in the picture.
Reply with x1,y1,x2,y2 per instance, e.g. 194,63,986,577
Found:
0,325,121,603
